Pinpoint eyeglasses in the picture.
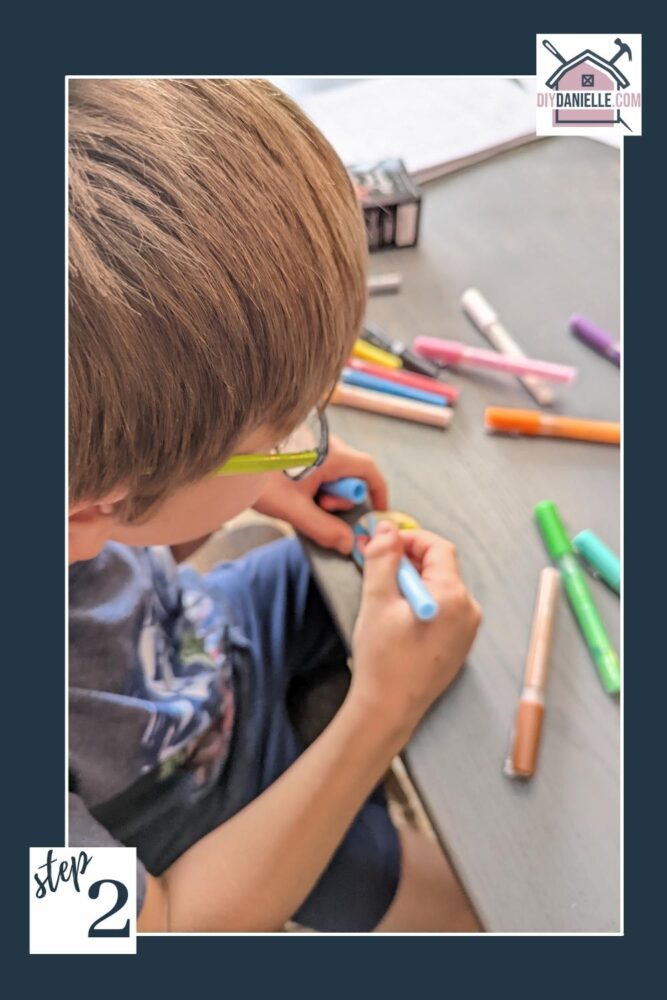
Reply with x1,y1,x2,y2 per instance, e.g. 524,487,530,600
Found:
212,408,329,480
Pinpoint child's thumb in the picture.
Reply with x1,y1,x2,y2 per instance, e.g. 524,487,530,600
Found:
362,521,402,599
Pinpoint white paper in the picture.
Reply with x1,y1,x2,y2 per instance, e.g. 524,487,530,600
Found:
296,77,539,180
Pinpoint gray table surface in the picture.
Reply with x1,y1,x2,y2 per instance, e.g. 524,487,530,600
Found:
303,137,620,933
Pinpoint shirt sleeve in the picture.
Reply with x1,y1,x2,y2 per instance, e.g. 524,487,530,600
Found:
68,792,147,916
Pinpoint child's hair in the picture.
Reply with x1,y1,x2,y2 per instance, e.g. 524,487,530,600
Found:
69,78,367,519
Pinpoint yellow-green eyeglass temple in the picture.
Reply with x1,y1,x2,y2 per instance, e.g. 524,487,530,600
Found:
212,450,318,477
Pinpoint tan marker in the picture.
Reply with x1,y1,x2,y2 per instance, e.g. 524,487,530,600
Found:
504,567,560,779
331,383,452,429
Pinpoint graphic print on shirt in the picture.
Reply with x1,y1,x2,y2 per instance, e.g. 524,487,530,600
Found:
126,548,236,792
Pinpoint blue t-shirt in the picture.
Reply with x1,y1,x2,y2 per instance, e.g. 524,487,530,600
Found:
69,543,237,910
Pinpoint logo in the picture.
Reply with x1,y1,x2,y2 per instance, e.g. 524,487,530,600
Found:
536,34,642,137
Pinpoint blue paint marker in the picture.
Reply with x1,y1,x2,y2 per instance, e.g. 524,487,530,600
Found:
353,514,438,622
320,477,369,505
341,367,447,407
396,557,439,621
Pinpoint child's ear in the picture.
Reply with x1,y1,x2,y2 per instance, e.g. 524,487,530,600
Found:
68,490,128,563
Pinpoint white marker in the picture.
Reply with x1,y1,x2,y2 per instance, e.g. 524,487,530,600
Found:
461,288,555,407
367,272,402,295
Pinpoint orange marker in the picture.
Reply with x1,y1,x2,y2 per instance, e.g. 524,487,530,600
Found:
505,568,560,779
485,407,620,445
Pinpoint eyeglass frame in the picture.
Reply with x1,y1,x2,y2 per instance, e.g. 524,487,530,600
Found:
211,407,330,481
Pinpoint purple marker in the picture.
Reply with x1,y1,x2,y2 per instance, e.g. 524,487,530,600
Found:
570,314,620,366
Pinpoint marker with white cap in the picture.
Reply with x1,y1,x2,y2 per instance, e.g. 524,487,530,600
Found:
367,272,402,296
461,288,555,407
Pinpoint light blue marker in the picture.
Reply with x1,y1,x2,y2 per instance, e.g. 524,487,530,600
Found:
573,530,620,594
341,367,447,407
354,514,438,622
396,556,439,621
320,477,368,504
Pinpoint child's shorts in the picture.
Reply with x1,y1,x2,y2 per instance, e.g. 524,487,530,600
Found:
183,537,401,932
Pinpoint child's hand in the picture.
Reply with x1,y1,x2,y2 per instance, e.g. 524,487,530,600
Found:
350,522,482,740
253,435,388,554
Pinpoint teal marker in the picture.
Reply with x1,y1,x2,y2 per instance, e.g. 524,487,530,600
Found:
535,501,620,695
573,530,620,594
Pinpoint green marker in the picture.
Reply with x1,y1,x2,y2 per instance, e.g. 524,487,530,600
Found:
534,501,620,695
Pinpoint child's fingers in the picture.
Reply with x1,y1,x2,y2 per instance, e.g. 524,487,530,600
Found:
317,494,356,513
354,531,374,556
361,521,402,599
290,494,354,554
351,456,388,511
399,530,460,585
320,449,388,511
361,463,388,513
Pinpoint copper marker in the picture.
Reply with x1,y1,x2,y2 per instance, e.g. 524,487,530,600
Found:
504,567,560,779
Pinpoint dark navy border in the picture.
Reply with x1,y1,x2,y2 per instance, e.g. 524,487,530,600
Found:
7,1,660,988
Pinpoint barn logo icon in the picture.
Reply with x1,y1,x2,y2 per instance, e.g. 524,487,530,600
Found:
535,34,642,137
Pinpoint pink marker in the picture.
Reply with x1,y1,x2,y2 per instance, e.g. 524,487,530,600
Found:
413,337,576,384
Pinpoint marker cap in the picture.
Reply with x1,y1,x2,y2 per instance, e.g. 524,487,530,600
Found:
572,529,621,593
511,700,545,777
570,314,616,351
534,500,573,560
320,477,368,505
461,287,498,330
413,338,464,364
485,407,541,434
352,339,402,369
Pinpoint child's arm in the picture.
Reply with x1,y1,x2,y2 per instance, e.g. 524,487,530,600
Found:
139,684,406,931
138,524,481,932
170,534,213,563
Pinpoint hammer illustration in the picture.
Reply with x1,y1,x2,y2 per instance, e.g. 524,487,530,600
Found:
610,37,632,64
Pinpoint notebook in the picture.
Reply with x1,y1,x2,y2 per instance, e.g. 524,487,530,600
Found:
296,77,540,183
